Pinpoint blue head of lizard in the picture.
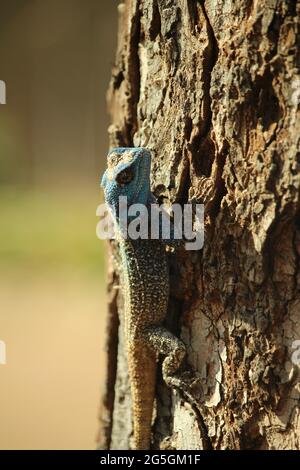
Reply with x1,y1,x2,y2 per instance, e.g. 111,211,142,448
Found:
101,147,151,216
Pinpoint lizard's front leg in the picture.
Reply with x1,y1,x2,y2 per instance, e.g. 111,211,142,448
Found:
127,340,157,450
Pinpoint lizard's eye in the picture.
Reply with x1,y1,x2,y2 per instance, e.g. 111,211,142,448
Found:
116,168,134,186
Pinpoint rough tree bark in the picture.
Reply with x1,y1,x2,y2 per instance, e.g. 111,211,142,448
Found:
98,0,300,450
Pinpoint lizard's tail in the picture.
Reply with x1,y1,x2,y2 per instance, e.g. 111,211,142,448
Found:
127,342,157,450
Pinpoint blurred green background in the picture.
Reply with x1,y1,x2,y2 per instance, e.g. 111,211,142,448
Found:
0,0,118,449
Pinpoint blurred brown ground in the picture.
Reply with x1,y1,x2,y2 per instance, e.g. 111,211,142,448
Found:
0,272,106,450
0,0,118,449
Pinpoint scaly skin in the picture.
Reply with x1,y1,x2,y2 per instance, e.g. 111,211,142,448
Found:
101,147,186,450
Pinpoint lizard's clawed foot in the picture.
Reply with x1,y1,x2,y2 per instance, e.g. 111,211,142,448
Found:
163,370,203,408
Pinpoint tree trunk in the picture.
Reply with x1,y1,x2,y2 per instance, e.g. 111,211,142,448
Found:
98,0,300,450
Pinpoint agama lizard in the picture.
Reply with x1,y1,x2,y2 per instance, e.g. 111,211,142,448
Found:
101,147,188,450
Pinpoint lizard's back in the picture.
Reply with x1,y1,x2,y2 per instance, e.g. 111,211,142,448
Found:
120,237,169,338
